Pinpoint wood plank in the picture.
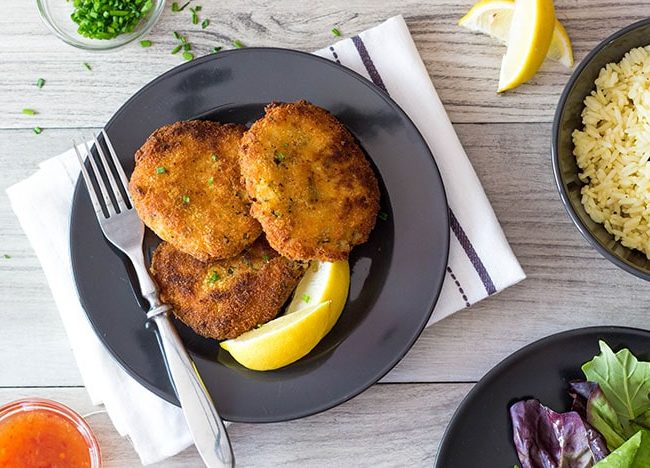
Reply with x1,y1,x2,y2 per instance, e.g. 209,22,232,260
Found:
3,123,650,388
0,1,647,128
0,383,471,466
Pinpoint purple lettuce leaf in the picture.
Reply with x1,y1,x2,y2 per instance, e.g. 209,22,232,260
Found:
569,381,629,451
510,399,608,468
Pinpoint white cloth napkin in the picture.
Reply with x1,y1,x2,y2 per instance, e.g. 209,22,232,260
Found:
7,15,524,465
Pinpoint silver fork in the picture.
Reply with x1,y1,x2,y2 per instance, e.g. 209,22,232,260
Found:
74,130,235,468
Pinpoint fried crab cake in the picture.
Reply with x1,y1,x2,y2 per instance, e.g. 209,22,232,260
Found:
239,101,380,262
129,120,262,261
150,238,306,340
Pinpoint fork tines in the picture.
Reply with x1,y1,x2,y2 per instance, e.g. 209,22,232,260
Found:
73,130,133,219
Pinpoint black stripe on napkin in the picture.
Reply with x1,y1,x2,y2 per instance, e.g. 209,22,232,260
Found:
350,34,497,296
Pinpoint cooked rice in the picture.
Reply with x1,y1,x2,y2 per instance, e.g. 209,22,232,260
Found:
573,45,650,258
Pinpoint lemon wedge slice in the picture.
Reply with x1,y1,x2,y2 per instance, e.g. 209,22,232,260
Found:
220,301,333,371
459,0,573,68
496,0,555,92
285,260,350,332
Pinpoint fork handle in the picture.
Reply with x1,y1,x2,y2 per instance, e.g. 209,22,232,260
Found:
150,311,235,468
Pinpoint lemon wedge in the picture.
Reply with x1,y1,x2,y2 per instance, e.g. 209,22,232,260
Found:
285,260,350,332
459,0,573,68
497,0,555,92
220,301,333,371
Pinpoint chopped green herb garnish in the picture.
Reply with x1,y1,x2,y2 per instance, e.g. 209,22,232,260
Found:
36,78,45,89
194,5,202,11
201,18,209,29
331,27,342,37
173,31,182,40
232,39,245,49
84,62,92,71
156,166,166,174
274,151,286,164
140,39,152,47
262,254,270,263
172,0,191,12
190,8,199,24
22,108,37,116
208,176,214,185
378,211,388,221
171,44,182,54
211,154,219,161
33,127,42,135
180,35,187,44
207,271,220,283
183,43,191,51
302,294,311,303
211,46,222,54
3,254,11,259
182,195,190,204
182,51,194,61
71,0,153,40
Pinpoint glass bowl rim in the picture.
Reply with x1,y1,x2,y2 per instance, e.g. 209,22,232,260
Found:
35,0,165,52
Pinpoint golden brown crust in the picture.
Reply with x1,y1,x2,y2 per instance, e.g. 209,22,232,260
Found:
150,238,306,340
129,120,262,261
239,101,380,261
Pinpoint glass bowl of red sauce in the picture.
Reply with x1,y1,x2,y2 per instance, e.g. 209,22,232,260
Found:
0,398,101,467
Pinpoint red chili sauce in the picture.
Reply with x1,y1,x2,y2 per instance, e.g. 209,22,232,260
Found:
0,408,92,467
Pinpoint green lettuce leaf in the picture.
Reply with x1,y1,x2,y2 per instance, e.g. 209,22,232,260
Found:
582,341,650,423
595,430,650,467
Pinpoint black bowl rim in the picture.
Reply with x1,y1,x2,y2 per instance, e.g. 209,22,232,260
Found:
552,18,650,282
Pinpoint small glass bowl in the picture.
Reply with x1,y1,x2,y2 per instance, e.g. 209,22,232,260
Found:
0,398,102,467
36,0,165,51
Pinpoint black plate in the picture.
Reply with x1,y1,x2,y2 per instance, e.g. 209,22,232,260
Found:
436,326,650,466
69,48,449,422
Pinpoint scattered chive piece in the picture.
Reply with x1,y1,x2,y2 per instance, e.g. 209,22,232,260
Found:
211,154,219,161
36,78,45,89
171,44,182,54
201,18,209,29
208,271,220,283
33,127,42,135
194,5,202,11
22,108,37,116
173,31,182,40
183,43,191,51
190,8,199,24
331,27,341,37
208,176,214,185
302,294,311,303
378,211,388,221
262,254,270,263
156,166,167,174
140,39,152,47
173,0,191,12
182,195,190,204
232,39,245,49
274,151,286,164
211,46,222,54
3,254,11,259
84,62,92,71
182,51,194,61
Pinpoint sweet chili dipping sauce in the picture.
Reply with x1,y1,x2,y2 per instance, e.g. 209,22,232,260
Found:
0,399,101,468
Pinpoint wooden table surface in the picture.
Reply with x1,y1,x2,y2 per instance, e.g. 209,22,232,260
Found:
1,1,649,466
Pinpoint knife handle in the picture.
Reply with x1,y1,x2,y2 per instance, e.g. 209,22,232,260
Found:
150,311,235,468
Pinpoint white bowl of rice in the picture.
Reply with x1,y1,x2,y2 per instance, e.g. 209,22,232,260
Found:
553,18,650,280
